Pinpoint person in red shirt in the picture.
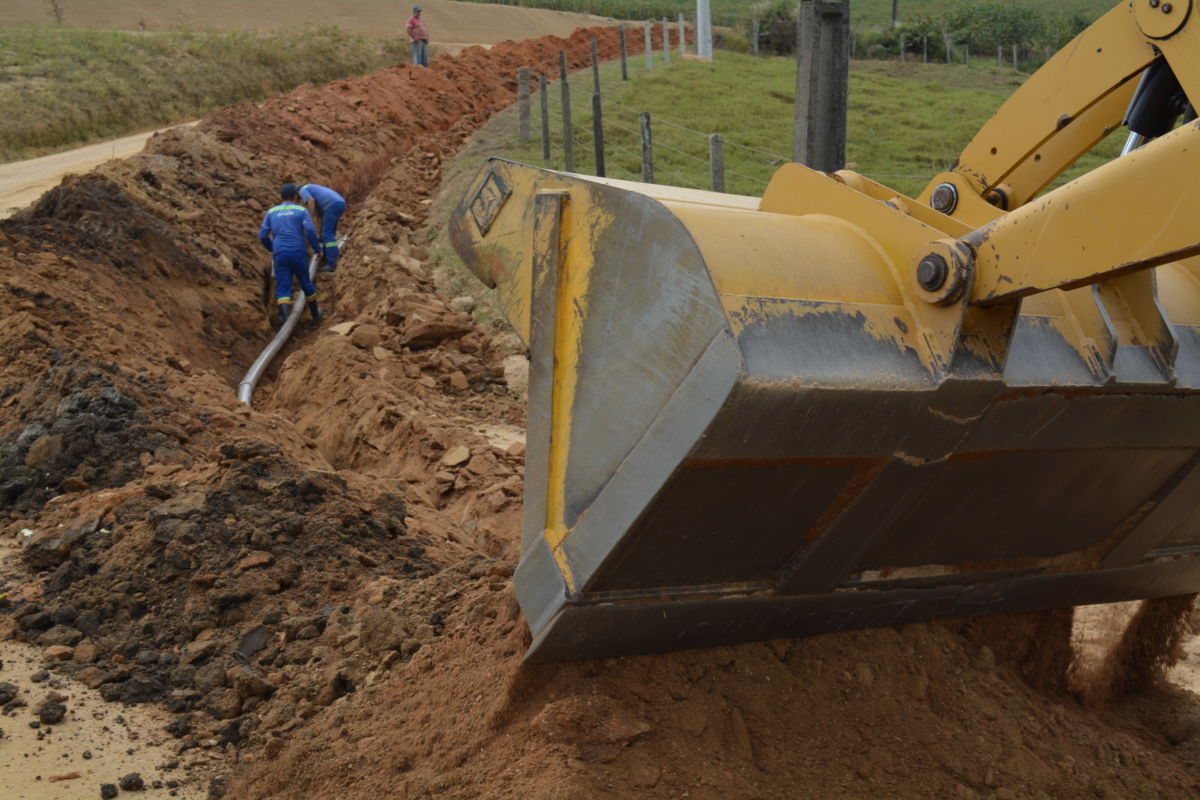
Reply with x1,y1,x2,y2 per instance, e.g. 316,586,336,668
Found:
406,6,429,67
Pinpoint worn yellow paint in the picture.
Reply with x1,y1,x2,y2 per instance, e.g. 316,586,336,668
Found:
968,121,1200,305
995,86,1135,207
541,190,620,591
1021,289,1116,375
831,170,974,236
757,163,969,371
719,294,925,373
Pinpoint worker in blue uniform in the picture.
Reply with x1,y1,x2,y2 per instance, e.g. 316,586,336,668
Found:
258,183,323,326
298,183,346,273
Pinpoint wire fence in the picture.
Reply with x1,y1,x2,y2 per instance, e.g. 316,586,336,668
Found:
517,32,943,197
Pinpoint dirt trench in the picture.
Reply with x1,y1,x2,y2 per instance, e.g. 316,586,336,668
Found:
2,25,1200,800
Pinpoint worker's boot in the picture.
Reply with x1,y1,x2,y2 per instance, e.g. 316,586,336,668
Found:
309,300,323,325
320,243,339,273
278,304,289,326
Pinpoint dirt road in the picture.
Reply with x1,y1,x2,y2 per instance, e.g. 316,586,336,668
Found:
0,0,613,215
0,123,198,219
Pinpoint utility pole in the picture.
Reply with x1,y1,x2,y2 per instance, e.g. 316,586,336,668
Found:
792,0,850,172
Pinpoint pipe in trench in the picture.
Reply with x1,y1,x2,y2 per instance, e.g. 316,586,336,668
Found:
237,243,339,406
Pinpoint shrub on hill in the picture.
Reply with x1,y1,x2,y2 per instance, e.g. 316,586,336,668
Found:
0,26,408,161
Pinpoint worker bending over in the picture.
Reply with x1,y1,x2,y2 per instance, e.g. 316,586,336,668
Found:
298,182,346,272
258,183,323,326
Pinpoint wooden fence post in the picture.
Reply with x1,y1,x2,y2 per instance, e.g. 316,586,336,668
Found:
1012,43,1018,69
678,13,686,54
663,18,671,64
944,35,951,63
592,93,605,178
709,133,724,192
640,111,653,183
619,25,628,80
922,35,927,63
752,19,760,56
517,67,531,142
645,21,653,71
539,74,550,167
590,37,601,94
899,33,905,61
559,50,574,172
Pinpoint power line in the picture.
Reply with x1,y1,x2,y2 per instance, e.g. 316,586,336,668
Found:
654,139,708,165
722,139,790,164
724,167,769,185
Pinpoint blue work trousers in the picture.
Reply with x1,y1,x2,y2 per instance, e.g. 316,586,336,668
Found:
273,250,317,304
320,200,346,270
411,40,429,67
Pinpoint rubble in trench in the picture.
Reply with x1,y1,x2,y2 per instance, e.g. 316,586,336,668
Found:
1,24,1200,800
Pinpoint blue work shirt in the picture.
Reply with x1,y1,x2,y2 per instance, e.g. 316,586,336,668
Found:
258,203,320,255
298,184,346,216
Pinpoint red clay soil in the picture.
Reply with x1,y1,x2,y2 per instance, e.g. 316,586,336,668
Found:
2,25,1200,800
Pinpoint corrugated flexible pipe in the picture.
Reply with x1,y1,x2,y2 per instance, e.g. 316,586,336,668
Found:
237,238,344,406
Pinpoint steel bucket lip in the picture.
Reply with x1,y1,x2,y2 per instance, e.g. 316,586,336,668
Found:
522,555,1200,663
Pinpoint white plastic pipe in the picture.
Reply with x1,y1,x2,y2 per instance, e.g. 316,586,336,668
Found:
237,243,332,406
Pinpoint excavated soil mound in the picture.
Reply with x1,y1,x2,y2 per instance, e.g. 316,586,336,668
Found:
3,24,1200,800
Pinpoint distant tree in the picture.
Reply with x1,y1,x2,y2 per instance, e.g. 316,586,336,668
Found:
749,0,799,55
47,0,64,24
1041,10,1091,49
945,1,1044,51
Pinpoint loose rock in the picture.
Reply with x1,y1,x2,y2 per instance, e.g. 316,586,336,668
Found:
119,772,145,791
38,700,67,724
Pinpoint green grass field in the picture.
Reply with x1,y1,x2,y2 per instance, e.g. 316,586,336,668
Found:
466,49,1121,201
454,0,1118,32
0,26,407,161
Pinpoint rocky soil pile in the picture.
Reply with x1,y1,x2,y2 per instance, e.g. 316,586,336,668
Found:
2,25,1200,800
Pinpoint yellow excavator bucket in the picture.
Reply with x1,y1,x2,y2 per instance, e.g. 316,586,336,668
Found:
449,1,1200,662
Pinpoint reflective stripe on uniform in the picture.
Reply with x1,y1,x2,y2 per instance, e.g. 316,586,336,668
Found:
277,297,291,304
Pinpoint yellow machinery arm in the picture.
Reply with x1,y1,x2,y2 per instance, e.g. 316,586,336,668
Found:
450,1,1200,662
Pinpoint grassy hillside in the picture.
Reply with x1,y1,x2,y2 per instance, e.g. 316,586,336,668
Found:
457,50,1120,201
851,0,1113,30
0,26,407,161
455,0,1118,32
